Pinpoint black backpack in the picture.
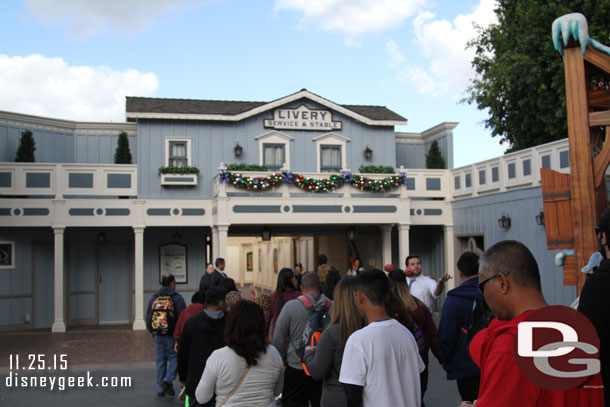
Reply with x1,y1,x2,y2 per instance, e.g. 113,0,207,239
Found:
467,299,494,340
295,295,331,376
150,293,177,335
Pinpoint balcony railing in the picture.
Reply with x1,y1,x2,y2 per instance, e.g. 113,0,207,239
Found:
450,138,571,199
0,163,138,198
213,165,452,199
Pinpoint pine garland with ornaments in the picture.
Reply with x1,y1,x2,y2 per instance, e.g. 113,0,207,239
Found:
218,169,407,193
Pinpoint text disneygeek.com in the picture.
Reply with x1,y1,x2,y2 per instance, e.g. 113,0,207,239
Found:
4,371,132,391
4,354,131,391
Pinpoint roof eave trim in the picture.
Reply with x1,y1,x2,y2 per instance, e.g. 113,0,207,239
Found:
126,90,407,126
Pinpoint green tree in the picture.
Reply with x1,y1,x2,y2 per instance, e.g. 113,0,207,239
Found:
15,130,36,162
426,140,446,169
114,132,132,164
465,1,610,152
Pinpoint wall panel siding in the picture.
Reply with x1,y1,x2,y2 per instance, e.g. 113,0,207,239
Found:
452,186,576,306
137,99,396,199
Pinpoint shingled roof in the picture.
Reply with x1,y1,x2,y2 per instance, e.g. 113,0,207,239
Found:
126,90,406,124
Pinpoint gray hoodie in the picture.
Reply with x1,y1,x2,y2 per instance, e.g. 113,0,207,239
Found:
272,293,332,370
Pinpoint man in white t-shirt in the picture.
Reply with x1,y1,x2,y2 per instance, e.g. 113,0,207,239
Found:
405,255,452,311
339,269,424,407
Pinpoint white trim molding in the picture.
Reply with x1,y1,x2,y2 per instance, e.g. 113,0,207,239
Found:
313,132,350,172
255,131,294,169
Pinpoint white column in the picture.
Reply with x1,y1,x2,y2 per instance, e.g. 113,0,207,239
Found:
217,225,229,262
306,238,314,272
398,224,410,269
297,239,307,270
212,226,219,260
381,225,393,267
52,227,66,333
132,226,146,330
444,225,456,291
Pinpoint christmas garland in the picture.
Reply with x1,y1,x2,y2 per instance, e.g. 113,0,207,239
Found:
219,170,407,193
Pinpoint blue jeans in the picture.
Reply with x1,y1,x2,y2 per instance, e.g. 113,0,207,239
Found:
153,334,177,392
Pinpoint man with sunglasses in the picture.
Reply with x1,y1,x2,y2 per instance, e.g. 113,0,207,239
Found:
579,208,610,406
460,240,603,407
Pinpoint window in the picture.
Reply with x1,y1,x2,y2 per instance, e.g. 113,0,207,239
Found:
560,151,569,168
263,144,285,169
320,145,342,172
541,155,551,169
465,173,472,188
165,138,191,168
0,241,15,269
313,132,350,173
256,131,293,169
523,159,531,176
491,167,499,182
479,170,486,185
454,175,460,189
507,162,516,179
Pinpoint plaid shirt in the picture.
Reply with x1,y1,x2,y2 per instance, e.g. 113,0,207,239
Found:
264,288,301,337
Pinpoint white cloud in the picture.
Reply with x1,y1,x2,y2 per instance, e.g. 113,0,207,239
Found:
388,0,498,96
386,40,405,68
25,0,207,39
274,0,426,42
0,54,158,121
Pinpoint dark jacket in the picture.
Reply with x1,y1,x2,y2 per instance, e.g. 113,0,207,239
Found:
438,276,483,380
578,258,610,407
177,310,226,400
145,286,186,334
199,269,226,293
303,323,346,407
412,298,442,363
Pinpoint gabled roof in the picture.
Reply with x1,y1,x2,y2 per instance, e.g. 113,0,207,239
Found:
126,89,407,126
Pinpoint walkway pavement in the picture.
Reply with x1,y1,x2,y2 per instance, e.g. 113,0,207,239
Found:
0,285,462,406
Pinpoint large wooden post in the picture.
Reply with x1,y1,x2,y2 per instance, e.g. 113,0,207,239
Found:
563,45,600,290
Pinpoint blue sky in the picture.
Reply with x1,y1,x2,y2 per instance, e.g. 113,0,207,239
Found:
0,0,506,167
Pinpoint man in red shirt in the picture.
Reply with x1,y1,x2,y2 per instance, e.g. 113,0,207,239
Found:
460,240,604,407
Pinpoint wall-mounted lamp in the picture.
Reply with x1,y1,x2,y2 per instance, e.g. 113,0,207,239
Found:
234,142,243,157
260,227,271,241
173,232,182,243
535,210,545,226
363,145,373,160
498,215,511,229
97,231,106,243
346,227,358,241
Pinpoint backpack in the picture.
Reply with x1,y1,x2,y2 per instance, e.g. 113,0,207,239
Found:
467,298,494,341
150,294,176,335
412,321,426,355
295,295,331,376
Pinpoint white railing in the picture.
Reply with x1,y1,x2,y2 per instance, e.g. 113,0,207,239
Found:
451,138,571,199
0,163,138,197
213,165,453,199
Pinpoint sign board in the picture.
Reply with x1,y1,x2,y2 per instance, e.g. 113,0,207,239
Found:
264,105,342,130
160,243,187,283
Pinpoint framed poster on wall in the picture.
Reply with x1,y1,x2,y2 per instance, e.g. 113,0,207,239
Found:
160,243,188,283
246,252,253,271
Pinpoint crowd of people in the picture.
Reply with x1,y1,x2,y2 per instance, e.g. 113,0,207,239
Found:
145,231,610,406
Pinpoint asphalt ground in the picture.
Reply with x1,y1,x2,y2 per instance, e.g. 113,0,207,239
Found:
0,357,461,406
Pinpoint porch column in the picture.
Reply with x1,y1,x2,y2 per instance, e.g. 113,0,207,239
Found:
444,225,456,291
52,226,66,333
132,226,146,330
212,226,219,260
306,238,315,272
381,225,393,267
298,238,308,270
217,225,229,262
398,224,410,269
